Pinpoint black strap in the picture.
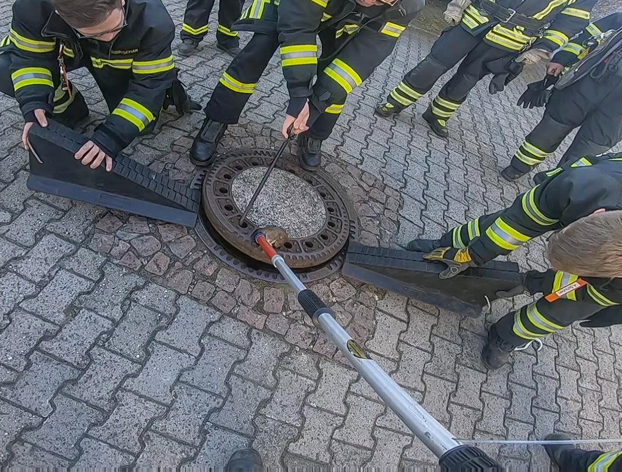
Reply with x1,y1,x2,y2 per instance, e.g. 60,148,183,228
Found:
478,0,548,32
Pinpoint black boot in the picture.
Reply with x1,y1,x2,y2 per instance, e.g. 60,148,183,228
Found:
217,42,242,58
543,433,575,468
406,238,440,253
375,102,403,118
54,90,89,129
297,134,322,171
178,39,199,57
500,165,527,182
481,325,515,370
225,449,263,472
422,107,449,138
190,118,228,167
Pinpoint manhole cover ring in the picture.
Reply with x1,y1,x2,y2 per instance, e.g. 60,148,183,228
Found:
202,150,355,269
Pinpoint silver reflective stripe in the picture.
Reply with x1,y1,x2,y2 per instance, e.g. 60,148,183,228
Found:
592,452,621,472
251,0,265,18
9,31,54,51
281,51,317,61
513,311,538,340
326,63,359,90
220,73,255,92
383,24,403,34
12,72,51,85
133,58,174,72
117,103,150,127
489,221,522,247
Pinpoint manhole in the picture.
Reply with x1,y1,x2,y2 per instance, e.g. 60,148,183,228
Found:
195,149,358,283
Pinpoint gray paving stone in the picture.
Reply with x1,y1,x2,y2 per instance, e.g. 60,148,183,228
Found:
449,402,481,440
0,401,41,463
599,379,620,411
181,335,245,396
77,263,145,321
190,424,250,468
556,397,582,435
289,406,343,463
367,427,411,469
263,287,285,313
451,367,485,410
47,203,105,242
331,440,373,469
21,269,93,324
600,408,622,439
156,296,221,356
431,309,462,342
152,383,222,446
579,388,603,423
132,282,178,316
556,366,581,403
596,351,616,382
477,392,510,436
39,309,113,368
333,394,385,449
252,416,299,468
0,272,36,316
207,314,251,348
168,234,197,259
509,352,537,389
134,432,196,468
124,342,194,404
281,350,320,380
73,438,135,469
22,394,103,459
261,368,315,427
7,441,71,469
0,236,25,267
0,309,58,370
421,374,455,427
507,382,536,424
307,359,358,416
234,330,290,388
532,373,560,413
106,302,164,361
424,335,461,382
90,390,166,453
400,306,436,352
0,170,32,212
366,311,407,360
577,357,600,392
533,343,559,379
63,346,141,410
2,200,63,246
392,343,430,393
456,330,487,373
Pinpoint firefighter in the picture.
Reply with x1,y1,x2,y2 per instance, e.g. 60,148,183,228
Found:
374,0,596,139
502,13,622,181
544,434,622,472
178,0,244,57
0,0,194,171
189,0,425,170
406,153,622,370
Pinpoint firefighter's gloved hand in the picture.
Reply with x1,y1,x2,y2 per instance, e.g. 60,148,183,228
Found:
516,48,552,66
489,61,523,94
424,247,476,279
489,74,508,94
164,79,201,114
444,0,471,25
580,307,622,328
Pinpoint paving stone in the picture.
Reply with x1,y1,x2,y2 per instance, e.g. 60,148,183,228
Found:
555,337,580,371
289,406,343,463
376,292,408,322
234,330,290,388
580,418,604,440
0,309,58,370
211,290,236,313
62,248,106,281
431,309,461,342
208,315,251,348
281,350,320,380
77,263,145,321
181,335,246,396
307,359,358,415
579,388,604,423
11,234,75,282
477,392,511,436
557,366,581,402
392,343,430,393
107,303,163,362
263,287,285,313
236,305,268,330
132,282,178,316
191,280,216,302
156,296,221,356
124,342,194,404
506,382,536,424
252,416,298,468
574,330,597,362
64,346,140,410
600,408,622,439
7,441,71,469
285,322,315,349
424,335,461,382
329,279,357,302
158,223,188,242
145,252,171,276
456,330,487,373
499,419,533,459
577,357,600,391
22,394,103,459
96,213,124,233
2,200,63,246
509,352,537,388
366,311,407,360
135,432,196,468
194,254,219,278
0,236,25,267
234,279,261,307
333,394,385,449
556,398,582,435
168,234,197,259
266,312,291,335
0,170,33,212
451,367,485,410
0,401,41,463
331,440,373,469
130,235,161,257
367,427,411,469
421,374,455,427
400,306,436,352
215,268,240,293
599,379,620,411
449,402,481,439
73,438,135,468
152,383,222,446
90,390,166,453
261,368,315,427
47,203,104,242
596,351,616,382
89,232,114,254
0,351,79,416
189,424,250,468
533,343,559,379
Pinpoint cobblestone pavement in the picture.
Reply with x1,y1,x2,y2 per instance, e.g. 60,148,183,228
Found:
1,0,622,470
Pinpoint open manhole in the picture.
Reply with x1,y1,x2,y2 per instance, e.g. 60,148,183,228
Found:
195,149,358,283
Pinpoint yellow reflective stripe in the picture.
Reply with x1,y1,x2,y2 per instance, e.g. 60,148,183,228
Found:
325,103,344,114
63,46,75,58
516,149,542,166
513,311,541,340
431,105,454,118
111,98,155,131
182,23,209,35
571,157,593,168
397,82,422,100
452,226,466,249
310,0,328,7
248,0,269,19
588,451,622,472
545,167,563,178
132,55,174,74
544,30,569,47
521,187,558,227
380,22,406,38
467,219,480,240
485,31,525,51
11,67,54,90
322,12,332,21
586,24,603,37
553,272,579,301
464,5,489,23
324,59,362,94
434,96,460,110
523,141,548,158
9,28,56,53
533,0,567,20
526,303,563,333
561,7,590,19
219,72,256,94
587,285,619,307
461,15,479,29
91,57,133,69
217,24,239,36
390,89,413,106
52,86,76,114
281,45,318,67
562,42,585,56
486,217,530,251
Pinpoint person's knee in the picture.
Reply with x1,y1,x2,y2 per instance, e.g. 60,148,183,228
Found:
0,53,15,97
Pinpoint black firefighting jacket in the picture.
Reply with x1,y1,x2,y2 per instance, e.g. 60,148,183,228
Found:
6,0,176,157
232,0,424,116
461,0,597,54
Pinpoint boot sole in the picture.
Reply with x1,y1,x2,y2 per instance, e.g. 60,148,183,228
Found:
375,108,399,118
189,154,217,167
297,156,319,172
500,168,525,182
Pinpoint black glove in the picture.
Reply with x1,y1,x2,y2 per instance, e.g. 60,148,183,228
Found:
580,306,622,328
163,79,201,115
496,270,548,299
489,61,524,95
517,74,558,109
424,247,476,279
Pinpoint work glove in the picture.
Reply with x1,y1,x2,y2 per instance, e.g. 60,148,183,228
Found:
163,79,201,115
496,270,546,298
580,306,622,328
489,61,524,94
424,247,476,279
444,0,471,25
516,48,552,66
517,74,559,109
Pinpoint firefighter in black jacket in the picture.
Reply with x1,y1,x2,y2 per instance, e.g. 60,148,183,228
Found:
189,0,425,170
545,434,622,472
406,153,622,370
178,0,244,57
374,0,596,139
502,13,622,181
0,0,190,171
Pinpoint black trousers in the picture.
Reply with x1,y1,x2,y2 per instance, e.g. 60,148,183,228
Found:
510,74,622,173
181,0,243,48
385,26,515,121
205,30,345,140
557,448,622,472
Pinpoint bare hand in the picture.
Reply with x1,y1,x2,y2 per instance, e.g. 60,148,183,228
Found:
547,62,564,77
75,140,113,172
282,101,310,138
22,109,48,150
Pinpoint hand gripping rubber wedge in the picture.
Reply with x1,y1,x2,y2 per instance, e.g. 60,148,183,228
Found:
342,242,523,317
26,120,201,227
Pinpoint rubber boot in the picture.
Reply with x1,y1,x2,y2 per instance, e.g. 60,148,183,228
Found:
190,118,228,167
225,449,264,472
178,39,199,57
375,102,403,118
422,106,449,138
297,134,322,171
481,325,515,370
217,43,242,58
543,433,575,468
54,90,89,129
406,238,441,253
500,165,528,182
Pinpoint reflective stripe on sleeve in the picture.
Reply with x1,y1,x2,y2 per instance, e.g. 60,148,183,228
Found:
467,218,481,240
111,98,155,131
325,103,344,114
521,187,558,227
324,59,362,94
9,28,56,53
281,45,318,67
11,67,54,91
588,451,622,472
132,55,175,75
182,23,209,35
553,271,579,301
91,57,133,69
452,225,466,249
562,42,585,56
533,0,566,20
587,285,619,307
485,217,531,251
219,72,257,94
543,29,570,47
